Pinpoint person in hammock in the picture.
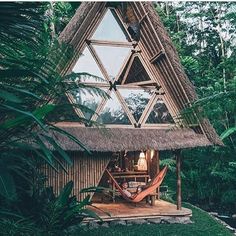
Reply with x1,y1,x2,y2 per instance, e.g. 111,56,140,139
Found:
121,181,147,199
107,166,167,203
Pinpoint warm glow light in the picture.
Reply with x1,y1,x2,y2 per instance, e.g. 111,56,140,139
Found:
138,151,147,171
139,151,145,158
150,149,155,160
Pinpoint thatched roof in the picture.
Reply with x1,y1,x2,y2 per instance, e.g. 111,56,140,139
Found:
141,3,222,146
49,123,211,152
58,2,223,149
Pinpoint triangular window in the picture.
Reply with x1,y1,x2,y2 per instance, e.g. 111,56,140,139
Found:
146,99,174,124
71,88,106,120
92,9,129,42
94,45,131,80
119,88,154,123
118,56,152,85
68,7,173,128
72,47,107,84
97,91,131,125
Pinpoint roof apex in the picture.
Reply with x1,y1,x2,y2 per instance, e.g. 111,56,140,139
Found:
58,2,223,147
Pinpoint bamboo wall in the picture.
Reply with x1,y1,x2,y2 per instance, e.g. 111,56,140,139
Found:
42,152,111,201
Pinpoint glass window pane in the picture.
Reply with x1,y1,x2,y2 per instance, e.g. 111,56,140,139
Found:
92,9,129,42
94,45,130,80
72,88,106,120
119,88,154,122
98,91,131,124
146,99,174,124
47,95,80,122
118,56,151,84
72,47,106,84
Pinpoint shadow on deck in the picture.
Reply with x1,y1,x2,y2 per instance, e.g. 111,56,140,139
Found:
85,200,192,222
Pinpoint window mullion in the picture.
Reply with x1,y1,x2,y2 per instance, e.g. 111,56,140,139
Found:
115,89,136,126
90,89,111,122
87,43,111,82
138,93,158,125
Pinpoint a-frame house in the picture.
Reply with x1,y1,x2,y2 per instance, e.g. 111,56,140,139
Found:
44,2,222,220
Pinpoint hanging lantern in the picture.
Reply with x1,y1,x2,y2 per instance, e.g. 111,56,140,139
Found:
137,151,147,171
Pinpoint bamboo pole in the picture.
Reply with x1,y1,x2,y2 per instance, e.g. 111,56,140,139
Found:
115,89,136,125
146,150,151,176
156,150,160,199
175,149,182,210
89,39,132,47
120,54,135,85
138,93,156,125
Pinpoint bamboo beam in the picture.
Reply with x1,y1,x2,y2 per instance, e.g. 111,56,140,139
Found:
129,3,182,119
89,39,132,47
115,89,137,125
138,93,157,125
120,53,135,85
117,84,156,89
118,5,178,120
74,82,157,90
132,3,162,54
139,2,206,135
160,59,186,109
128,4,154,56
87,44,110,82
150,50,165,64
113,8,133,42
123,81,157,87
136,3,164,51
153,62,180,118
134,35,180,119
101,124,174,129
90,89,111,121
115,50,133,84
75,83,109,88
62,3,107,75
175,149,182,210
157,60,183,110
139,12,148,24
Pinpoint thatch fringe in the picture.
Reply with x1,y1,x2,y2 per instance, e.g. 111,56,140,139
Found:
48,124,212,152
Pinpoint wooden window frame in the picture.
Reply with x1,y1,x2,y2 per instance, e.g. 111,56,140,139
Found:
65,6,177,129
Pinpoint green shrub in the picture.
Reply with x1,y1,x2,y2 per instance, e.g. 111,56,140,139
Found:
221,189,236,207
0,218,41,236
36,181,100,235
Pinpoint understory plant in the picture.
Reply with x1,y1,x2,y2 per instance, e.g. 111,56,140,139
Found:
35,181,101,235
1,181,101,236
0,2,105,234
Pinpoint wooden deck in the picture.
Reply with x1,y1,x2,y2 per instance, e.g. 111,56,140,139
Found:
86,200,192,222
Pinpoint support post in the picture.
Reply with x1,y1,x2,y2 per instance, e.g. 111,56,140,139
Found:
146,150,151,176
156,150,160,199
175,149,182,210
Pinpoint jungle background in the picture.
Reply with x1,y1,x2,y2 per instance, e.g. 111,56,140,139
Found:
0,2,235,235
155,2,236,214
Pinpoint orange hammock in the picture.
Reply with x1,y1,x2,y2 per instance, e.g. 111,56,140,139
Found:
106,166,168,203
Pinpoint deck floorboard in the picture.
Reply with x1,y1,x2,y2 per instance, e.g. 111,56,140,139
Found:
85,200,192,222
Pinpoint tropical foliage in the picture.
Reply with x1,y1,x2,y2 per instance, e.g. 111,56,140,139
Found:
1,2,235,235
0,2,104,235
156,2,236,213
